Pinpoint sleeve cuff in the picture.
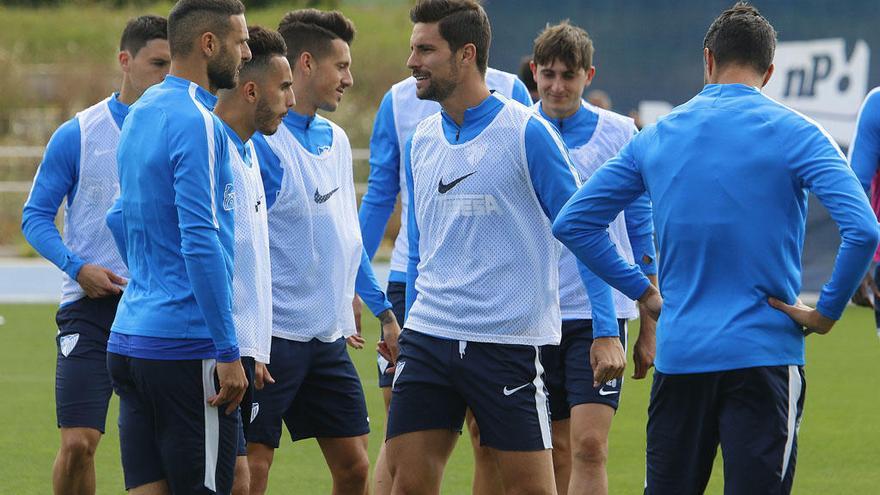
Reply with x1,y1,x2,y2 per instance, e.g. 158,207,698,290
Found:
216,346,241,363
815,299,842,322
369,298,394,317
624,276,652,302
65,258,86,282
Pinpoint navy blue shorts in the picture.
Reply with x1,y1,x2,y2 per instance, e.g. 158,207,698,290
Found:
107,353,239,493
542,319,627,420
646,365,806,495
386,329,552,452
55,294,119,432
377,281,406,388
248,337,370,448
237,356,256,456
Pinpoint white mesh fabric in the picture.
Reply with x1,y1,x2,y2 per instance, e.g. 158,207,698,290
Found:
61,96,129,304
406,96,562,346
230,140,273,362
549,101,640,320
265,120,362,342
388,68,522,273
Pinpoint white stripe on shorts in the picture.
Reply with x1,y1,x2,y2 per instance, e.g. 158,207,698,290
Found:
781,365,803,479
532,347,552,449
201,359,220,491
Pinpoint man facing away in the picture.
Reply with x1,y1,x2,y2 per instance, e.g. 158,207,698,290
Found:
21,15,169,495
213,25,295,495
105,0,252,493
359,54,531,495
386,1,623,494
246,9,401,495
530,21,657,495
552,3,879,494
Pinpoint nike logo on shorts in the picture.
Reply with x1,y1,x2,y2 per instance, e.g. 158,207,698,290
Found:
598,387,619,396
314,187,340,204
503,383,530,396
438,171,476,194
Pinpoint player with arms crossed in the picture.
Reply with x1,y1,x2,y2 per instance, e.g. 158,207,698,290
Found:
213,25,295,495
552,4,879,494
246,10,400,495
21,15,169,495
105,0,252,493
386,2,623,494
529,21,657,495
360,45,532,495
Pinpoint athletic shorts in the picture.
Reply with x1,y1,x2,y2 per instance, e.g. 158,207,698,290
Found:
542,319,627,420
236,356,256,456
386,329,552,452
646,365,806,495
248,337,370,448
55,294,120,432
377,281,406,388
107,353,239,493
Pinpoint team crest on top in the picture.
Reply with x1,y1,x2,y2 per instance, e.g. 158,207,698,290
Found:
466,142,487,167
59,333,79,357
223,183,236,211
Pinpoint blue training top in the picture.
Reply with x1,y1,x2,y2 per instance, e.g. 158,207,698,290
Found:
553,83,879,373
107,75,239,362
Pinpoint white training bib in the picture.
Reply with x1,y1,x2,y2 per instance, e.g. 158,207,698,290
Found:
60,96,129,304
388,68,524,274
406,95,563,346
264,119,362,342
230,139,272,362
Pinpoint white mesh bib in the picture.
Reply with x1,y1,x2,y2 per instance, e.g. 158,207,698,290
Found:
406,96,562,345
549,101,640,320
264,120,362,342
61,96,129,304
388,68,522,273
230,139,272,362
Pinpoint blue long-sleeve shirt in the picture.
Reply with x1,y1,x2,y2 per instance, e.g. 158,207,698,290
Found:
108,75,239,362
404,93,619,338
536,102,656,275
359,77,533,284
553,83,880,373
849,87,880,261
22,94,128,285
253,110,391,316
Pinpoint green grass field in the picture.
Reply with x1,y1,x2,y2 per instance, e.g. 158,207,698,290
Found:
0,303,878,493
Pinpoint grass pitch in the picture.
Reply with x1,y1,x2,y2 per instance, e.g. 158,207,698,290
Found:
0,303,878,493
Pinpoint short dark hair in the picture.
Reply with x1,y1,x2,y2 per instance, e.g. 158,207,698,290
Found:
703,2,776,74
168,0,245,57
277,9,355,63
120,15,168,57
517,56,536,94
532,20,593,71
410,0,491,75
240,26,287,79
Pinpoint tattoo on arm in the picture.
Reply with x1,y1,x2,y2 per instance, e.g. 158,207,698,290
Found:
379,309,395,325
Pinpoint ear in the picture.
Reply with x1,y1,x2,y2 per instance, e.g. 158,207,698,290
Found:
460,43,477,67
529,60,538,81
703,47,714,77
200,31,218,57
298,51,313,76
243,80,258,104
761,63,775,88
585,66,596,84
118,50,131,73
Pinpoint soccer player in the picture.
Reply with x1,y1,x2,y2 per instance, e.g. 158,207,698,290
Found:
552,4,879,494
246,10,401,495
386,1,623,494
530,21,657,495
105,0,251,493
359,50,531,495
20,15,169,495
848,86,880,335
213,25,295,495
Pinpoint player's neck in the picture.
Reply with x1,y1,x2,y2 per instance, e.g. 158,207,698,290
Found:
708,66,766,89
214,98,255,143
440,77,491,126
170,59,214,94
292,99,318,118
540,100,580,121
118,76,137,106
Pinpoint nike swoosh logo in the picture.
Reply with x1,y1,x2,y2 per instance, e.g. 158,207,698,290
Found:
438,171,476,194
503,383,530,396
314,187,340,204
94,148,114,157
598,388,619,396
